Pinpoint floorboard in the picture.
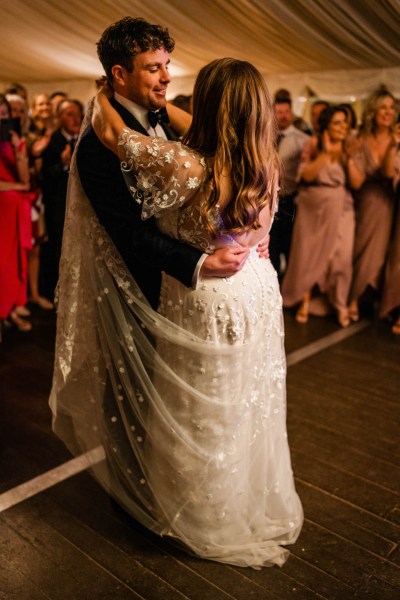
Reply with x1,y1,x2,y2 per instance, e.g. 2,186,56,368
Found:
0,308,399,599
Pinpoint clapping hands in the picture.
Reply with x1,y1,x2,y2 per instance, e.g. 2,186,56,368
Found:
392,122,400,145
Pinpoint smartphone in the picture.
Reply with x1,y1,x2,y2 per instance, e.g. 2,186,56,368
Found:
0,118,22,142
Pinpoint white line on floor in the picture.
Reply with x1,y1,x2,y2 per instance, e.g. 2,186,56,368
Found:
0,320,370,512
0,445,105,512
286,320,370,366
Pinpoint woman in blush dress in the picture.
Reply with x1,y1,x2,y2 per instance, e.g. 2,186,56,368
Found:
348,87,398,321
0,95,33,331
281,106,357,327
380,122,400,334
50,59,303,569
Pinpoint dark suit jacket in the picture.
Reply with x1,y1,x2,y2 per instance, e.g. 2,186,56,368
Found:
42,128,71,243
41,128,76,297
76,99,202,309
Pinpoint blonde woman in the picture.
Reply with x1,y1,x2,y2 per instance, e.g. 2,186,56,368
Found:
52,58,303,569
348,87,398,321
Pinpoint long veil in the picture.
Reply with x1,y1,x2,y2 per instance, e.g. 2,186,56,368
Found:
49,106,302,568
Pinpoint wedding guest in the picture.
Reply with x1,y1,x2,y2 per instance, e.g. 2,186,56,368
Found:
282,106,357,327
5,92,49,314
40,99,83,300
27,93,55,173
274,88,311,134
6,93,30,135
49,91,67,116
348,87,397,321
0,94,33,331
380,122,400,333
269,93,309,278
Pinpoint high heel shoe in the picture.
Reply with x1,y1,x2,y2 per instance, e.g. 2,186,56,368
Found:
338,309,351,328
391,318,400,335
10,311,32,332
348,301,359,322
15,305,31,317
295,300,309,324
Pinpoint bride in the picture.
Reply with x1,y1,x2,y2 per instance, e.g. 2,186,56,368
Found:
50,58,302,569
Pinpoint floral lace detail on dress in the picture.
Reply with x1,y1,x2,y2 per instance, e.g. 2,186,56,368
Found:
119,128,207,219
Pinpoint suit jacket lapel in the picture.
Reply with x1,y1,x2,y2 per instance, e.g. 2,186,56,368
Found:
110,97,179,141
110,97,149,136
161,122,179,141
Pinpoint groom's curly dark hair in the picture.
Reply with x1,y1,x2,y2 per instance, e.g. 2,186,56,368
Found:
97,17,175,82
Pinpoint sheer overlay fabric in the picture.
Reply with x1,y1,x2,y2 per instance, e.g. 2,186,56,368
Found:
49,109,303,569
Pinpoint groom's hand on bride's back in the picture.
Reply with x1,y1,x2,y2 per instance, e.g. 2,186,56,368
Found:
200,246,250,278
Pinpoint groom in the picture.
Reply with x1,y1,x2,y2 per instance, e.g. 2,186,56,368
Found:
77,17,250,309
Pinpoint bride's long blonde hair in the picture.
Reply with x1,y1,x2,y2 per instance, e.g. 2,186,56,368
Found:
183,58,279,236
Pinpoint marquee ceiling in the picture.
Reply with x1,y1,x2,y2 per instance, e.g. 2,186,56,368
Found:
1,0,399,84
0,0,400,104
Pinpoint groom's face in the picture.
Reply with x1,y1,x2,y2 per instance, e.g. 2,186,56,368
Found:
122,47,172,111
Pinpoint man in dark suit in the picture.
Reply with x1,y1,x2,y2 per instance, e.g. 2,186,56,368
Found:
77,17,249,310
41,99,83,299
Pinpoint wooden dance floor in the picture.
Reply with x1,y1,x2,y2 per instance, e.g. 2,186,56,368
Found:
0,305,399,599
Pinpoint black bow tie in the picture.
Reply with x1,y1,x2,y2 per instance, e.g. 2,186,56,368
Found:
148,107,169,129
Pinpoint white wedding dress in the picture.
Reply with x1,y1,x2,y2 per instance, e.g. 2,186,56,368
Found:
49,120,303,570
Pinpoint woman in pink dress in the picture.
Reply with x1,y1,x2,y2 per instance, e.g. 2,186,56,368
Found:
380,122,400,334
0,94,33,331
348,87,398,321
281,106,357,327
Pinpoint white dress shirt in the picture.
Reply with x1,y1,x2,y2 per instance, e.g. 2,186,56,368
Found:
114,92,167,139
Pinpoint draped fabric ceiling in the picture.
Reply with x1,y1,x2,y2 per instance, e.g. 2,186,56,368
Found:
1,0,400,113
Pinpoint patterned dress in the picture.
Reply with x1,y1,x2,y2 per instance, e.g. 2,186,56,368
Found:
118,129,303,567
50,124,303,570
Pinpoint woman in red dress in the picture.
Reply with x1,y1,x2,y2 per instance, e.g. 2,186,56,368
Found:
0,94,33,331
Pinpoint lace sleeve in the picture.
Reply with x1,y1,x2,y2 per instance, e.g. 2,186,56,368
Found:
118,128,208,219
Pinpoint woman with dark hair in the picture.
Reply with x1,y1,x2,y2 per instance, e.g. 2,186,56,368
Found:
281,106,357,326
348,87,398,321
50,58,303,568
0,94,33,331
